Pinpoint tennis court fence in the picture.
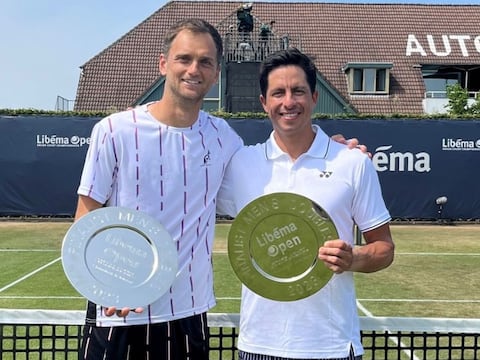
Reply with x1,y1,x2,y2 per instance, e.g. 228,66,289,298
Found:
1,309,479,359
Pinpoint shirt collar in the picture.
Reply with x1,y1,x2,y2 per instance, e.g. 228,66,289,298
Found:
265,124,331,160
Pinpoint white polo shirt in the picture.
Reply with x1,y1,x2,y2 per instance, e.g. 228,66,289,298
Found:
78,104,243,326
217,125,391,359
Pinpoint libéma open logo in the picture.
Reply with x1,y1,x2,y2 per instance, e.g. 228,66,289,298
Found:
36,134,91,147
441,138,480,151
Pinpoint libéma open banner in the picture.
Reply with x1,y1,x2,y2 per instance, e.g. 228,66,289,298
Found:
0,116,478,220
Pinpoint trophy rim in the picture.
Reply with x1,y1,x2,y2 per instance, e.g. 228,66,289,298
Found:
61,207,178,308
228,192,337,301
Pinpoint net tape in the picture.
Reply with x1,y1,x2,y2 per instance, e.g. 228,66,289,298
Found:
1,309,479,332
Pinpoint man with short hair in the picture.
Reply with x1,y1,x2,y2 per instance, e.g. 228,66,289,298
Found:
217,48,395,360
75,18,243,360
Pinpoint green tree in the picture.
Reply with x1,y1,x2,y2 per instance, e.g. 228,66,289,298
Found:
445,83,469,115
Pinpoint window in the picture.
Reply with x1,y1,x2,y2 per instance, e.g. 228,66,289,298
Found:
202,80,221,111
421,65,480,99
344,62,392,95
422,66,461,98
424,77,458,98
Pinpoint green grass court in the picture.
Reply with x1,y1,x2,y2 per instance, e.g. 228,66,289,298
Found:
0,221,479,319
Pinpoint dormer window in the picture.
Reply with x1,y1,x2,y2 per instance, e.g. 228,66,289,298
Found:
344,62,393,95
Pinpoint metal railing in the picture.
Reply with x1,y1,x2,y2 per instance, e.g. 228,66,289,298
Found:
424,90,480,99
55,96,75,111
224,32,299,63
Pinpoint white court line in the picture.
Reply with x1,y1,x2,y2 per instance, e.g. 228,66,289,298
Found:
397,252,480,256
357,298,480,303
1,296,479,304
211,250,480,256
3,249,480,256
0,257,61,293
0,296,83,299
2,296,477,304
357,300,420,360
217,297,480,303
0,249,58,252
219,297,480,303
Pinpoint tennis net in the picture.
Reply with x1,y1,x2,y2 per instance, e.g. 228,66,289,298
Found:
1,309,479,359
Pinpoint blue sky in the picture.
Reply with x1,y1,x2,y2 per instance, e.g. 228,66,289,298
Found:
1,0,478,110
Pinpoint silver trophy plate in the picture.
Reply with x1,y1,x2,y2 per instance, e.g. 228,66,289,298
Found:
61,207,178,308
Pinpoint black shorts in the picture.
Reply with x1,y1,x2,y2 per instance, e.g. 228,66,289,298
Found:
79,313,209,360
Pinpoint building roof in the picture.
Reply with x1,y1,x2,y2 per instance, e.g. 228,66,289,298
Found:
74,1,480,115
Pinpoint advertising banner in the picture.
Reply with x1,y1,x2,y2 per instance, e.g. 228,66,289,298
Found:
0,116,478,220
230,118,480,220
0,116,98,216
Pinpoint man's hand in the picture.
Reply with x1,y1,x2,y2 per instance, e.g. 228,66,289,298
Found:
318,240,353,274
104,307,144,318
331,134,370,157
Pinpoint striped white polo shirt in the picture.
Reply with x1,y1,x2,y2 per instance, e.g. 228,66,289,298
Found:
77,104,243,326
